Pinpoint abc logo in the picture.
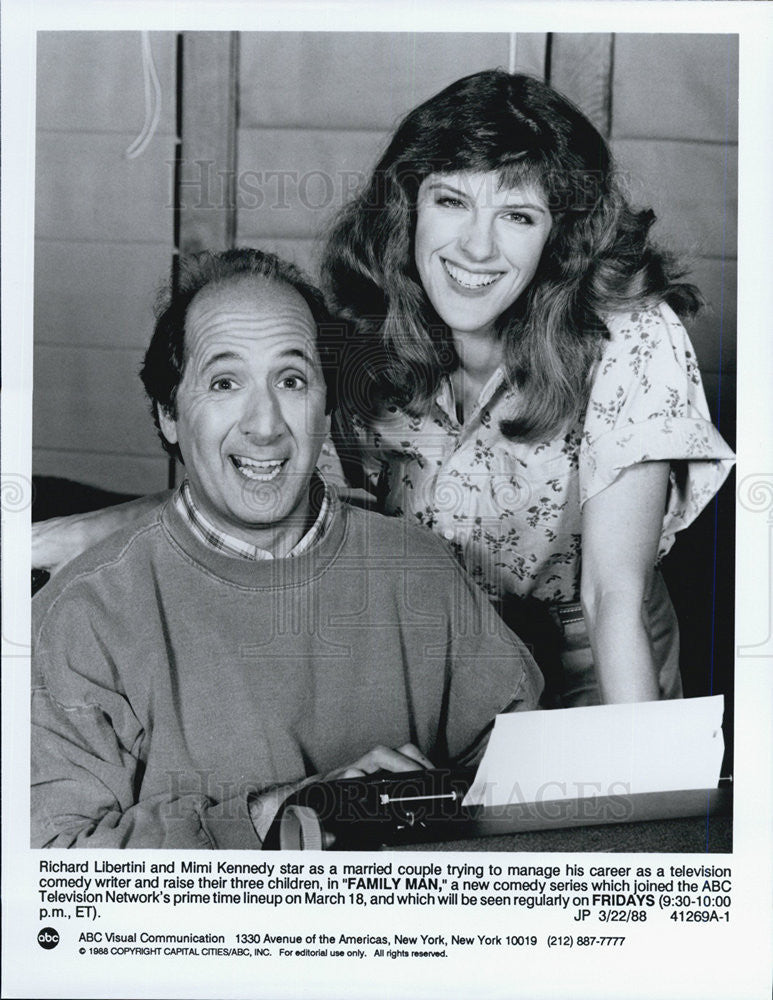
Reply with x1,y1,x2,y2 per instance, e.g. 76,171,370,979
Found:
37,927,60,950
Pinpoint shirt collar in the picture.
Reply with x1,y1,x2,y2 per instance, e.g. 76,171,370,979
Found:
434,367,508,425
174,472,333,561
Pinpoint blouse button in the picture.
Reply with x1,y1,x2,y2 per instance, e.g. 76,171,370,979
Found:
443,528,455,540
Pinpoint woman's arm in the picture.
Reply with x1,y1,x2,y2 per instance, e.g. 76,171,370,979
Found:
580,462,670,704
32,491,171,574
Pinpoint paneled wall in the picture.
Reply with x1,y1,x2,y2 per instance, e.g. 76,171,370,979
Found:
33,31,737,496
34,32,177,494
235,31,737,443
33,31,547,493
609,34,738,448
235,32,547,277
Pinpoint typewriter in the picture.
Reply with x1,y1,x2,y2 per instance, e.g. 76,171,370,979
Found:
264,766,731,850
264,768,477,850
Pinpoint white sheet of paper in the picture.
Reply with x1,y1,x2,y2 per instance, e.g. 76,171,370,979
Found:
463,695,725,807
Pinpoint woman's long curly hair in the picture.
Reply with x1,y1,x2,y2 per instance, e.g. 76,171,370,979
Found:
322,69,700,443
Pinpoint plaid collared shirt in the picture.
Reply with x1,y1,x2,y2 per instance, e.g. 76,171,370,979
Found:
174,474,333,560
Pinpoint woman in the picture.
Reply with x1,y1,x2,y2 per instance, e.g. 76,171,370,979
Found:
33,70,733,706
322,69,733,706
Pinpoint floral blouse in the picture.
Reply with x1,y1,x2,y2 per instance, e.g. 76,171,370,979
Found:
347,303,735,606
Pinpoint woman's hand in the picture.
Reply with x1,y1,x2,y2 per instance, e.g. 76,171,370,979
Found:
581,461,670,703
32,492,172,574
324,743,434,781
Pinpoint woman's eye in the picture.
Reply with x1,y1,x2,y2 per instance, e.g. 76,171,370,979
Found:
210,377,235,391
504,211,534,225
437,196,465,208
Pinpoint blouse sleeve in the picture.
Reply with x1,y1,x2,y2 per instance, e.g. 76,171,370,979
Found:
579,302,735,559
316,431,348,488
335,409,385,496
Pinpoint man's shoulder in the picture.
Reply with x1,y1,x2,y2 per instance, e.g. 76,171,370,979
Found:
33,504,170,626
339,500,458,561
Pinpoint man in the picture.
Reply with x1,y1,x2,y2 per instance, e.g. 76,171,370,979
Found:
32,249,542,849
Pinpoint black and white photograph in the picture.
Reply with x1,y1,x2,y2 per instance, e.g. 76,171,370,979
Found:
2,2,772,999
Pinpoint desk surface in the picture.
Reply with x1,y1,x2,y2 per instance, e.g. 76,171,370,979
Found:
397,813,732,853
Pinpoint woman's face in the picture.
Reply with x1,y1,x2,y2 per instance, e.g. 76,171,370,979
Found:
414,170,552,340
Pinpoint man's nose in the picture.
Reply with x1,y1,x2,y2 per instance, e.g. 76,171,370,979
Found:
238,389,284,440
460,212,496,261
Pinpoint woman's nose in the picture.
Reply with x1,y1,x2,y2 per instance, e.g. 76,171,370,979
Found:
459,212,496,261
239,389,284,440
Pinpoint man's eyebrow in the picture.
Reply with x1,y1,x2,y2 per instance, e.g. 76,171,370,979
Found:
199,346,319,370
199,350,242,372
277,347,319,365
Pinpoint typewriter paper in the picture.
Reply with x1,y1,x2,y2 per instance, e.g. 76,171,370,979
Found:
464,695,725,807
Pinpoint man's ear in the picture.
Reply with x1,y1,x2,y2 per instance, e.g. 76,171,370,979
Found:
311,412,332,469
158,406,178,446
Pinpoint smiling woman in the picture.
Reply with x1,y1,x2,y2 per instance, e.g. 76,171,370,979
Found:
323,69,734,706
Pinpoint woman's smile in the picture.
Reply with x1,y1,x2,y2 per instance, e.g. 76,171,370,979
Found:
441,258,507,292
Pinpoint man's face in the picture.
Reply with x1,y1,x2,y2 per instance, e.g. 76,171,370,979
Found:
159,276,330,552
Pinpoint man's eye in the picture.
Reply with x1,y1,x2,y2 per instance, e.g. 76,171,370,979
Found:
278,375,307,390
210,377,235,391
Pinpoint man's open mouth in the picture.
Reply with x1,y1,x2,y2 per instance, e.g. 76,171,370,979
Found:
231,456,285,481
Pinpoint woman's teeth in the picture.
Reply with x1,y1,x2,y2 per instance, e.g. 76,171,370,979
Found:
232,457,284,481
443,260,501,288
